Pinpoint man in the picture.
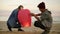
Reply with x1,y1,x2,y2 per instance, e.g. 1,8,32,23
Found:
33,2,53,34
7,5,24,31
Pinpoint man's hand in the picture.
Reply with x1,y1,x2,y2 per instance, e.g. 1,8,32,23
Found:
31,13,35,16
30,13,40,21
33,14,40,21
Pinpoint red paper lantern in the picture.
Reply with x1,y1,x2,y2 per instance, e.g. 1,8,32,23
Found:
18,9,31,27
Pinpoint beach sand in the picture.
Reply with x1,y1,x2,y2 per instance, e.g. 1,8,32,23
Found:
0,21,60,34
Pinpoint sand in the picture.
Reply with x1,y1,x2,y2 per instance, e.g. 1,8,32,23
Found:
0,21,60,34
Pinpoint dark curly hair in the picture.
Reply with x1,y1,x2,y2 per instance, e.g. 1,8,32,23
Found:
37,2,45,9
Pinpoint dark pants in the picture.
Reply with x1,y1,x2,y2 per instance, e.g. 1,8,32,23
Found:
7,22,23,31
34,21,51,34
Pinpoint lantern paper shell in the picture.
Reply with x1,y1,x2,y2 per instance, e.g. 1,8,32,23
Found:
18,9,31,27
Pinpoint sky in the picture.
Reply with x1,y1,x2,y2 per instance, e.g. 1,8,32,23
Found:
0,0,60,22
0,0,60,11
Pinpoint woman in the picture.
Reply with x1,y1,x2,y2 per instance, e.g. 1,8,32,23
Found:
7,5,24,31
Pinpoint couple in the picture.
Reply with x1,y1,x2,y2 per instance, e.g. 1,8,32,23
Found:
7,2,52,34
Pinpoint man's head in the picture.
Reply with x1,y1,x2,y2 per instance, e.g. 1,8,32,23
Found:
37,2,46,12
18,5,24,10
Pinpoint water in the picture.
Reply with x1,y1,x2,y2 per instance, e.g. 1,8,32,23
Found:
0,10,60,23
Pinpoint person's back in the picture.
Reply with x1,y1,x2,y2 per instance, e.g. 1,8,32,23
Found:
7,5,24,31
7,9,18,27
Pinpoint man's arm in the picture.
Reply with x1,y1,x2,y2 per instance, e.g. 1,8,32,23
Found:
35,13,41,16
30,13,40,21
30,13,41,16
34,15,40,21
30,13,35,16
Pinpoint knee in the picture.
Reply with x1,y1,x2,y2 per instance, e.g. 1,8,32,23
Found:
34,21,39,27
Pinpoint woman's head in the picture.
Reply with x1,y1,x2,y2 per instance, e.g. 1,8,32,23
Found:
18,5,24,10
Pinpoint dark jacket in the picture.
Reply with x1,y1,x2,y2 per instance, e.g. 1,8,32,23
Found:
7,9,18,27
